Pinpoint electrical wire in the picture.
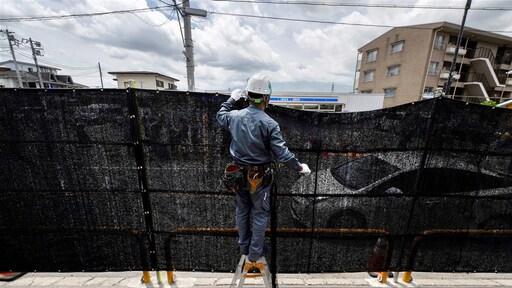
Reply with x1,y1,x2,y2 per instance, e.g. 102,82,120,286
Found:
172,0,186,47
72,70,99,77
209,11,512,33
210,11,410,29
129,7,174,27
0,5,174,22
14,49,98,70
212,0,512,11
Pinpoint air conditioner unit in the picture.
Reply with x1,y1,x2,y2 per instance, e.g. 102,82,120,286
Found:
445,46,467,56
440,72,460,80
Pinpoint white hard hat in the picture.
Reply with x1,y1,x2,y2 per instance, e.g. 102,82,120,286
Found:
245,73,272,103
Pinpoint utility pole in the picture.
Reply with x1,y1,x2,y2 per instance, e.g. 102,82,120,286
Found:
183,0,195,92
1,29,23,88
98,62,104,88
181,1,207,92
444,0,472,97
28,38,44,88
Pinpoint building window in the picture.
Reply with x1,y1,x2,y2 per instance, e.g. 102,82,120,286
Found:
384,88,396,97
423,87,434,95
428,62,439,75
360,90,372,93
28,68,34,72
156,80,164,88
387,65,400,76
124,81,137,88
434,35,444,49
363,70,375,82
391,41,404,53
366,49,378,62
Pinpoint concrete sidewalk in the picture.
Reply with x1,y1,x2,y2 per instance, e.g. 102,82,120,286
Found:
1,271,512,288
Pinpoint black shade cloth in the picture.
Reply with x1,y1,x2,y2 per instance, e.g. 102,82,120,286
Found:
1,88,511,273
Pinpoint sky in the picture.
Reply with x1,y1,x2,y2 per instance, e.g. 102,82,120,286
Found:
1,0,512,92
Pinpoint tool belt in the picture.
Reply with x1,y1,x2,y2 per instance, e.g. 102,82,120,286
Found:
247,165,272,193
223,163,245,193
223,163,272,193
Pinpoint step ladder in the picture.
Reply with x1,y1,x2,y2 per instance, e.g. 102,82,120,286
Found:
230,255,272,288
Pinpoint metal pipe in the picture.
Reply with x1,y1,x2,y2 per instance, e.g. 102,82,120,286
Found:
444,0,472,94
405,228,512,271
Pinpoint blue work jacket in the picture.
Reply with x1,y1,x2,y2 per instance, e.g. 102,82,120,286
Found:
216,98,302,171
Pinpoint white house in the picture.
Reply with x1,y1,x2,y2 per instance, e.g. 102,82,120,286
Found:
108,71,179,90
0,60,85,88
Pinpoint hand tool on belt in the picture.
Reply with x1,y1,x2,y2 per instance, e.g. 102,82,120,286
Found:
223,163,272,193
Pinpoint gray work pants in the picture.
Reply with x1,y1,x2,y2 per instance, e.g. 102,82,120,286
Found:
235,182,272,262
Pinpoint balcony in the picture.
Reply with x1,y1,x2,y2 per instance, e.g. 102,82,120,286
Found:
440,72,460,80
446,45,467,56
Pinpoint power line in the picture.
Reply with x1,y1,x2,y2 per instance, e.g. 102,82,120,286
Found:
14,49,98,70
210,11,422,29
0,5,174,22
72,70,99,77
129,7,176,27
209,11,512,33
212,0,512,11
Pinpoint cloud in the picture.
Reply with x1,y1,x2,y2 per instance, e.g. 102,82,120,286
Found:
2,0,512,91
194,15,281,73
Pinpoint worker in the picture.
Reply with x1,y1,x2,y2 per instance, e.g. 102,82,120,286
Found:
216,72,311,265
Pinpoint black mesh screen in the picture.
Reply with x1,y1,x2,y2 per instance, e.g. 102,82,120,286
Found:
1,88,511,273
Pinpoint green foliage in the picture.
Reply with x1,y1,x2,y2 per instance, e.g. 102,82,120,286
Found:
481,100,497,107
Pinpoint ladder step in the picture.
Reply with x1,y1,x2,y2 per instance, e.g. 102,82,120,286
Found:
230,255,272,288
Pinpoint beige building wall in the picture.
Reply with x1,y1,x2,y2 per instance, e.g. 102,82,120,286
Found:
358,27,435,108
356,22,512,108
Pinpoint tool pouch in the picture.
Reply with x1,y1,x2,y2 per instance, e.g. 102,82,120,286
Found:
247,166,265,193
223,163,244,193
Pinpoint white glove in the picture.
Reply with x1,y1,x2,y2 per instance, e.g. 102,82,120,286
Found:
299,163,311,176
230,89,242,101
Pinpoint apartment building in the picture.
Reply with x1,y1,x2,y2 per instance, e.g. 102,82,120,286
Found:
355,22,512,108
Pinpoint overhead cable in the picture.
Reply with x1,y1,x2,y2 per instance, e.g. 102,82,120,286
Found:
0,5,174,22
212,0,512,10
210,11,512,33
210,11,418,29
15,50,98,70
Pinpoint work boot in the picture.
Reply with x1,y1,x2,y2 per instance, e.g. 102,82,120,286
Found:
248,256,261,263
368,271,393,278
